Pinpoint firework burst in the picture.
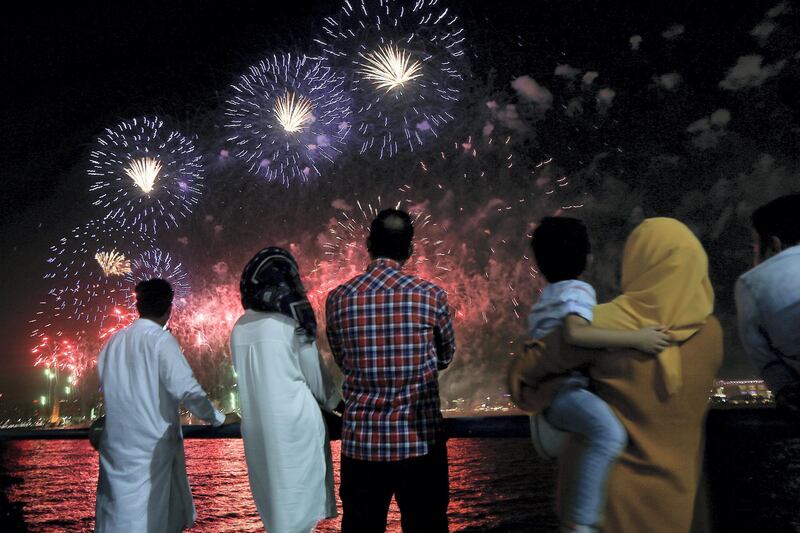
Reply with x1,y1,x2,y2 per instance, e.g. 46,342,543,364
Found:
99,307,138,341
315,0,467,157
88,116,204,235
224,53,352,184
304,190,489,324
31,219,152,336
123,249,190,306
94,249,132,277
358,45,423,92
31,335,96,384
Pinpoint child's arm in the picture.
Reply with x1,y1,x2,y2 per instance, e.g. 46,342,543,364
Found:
563,314,670,354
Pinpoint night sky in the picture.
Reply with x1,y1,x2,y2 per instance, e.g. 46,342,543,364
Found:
2,0,798,404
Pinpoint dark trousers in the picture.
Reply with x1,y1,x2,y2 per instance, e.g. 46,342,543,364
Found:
340,442,450,533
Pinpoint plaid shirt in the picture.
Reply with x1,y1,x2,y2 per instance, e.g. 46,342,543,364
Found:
326,258,456,461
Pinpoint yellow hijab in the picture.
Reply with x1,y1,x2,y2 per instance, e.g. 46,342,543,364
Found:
592,218,714,396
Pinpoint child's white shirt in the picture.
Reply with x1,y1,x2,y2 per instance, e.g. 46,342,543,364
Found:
528,280,597,340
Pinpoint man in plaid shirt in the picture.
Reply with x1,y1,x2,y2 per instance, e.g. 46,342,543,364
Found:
326,208,456,533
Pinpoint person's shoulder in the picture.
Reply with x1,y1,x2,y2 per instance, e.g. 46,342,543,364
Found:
328,272,368,300
741,245,800,285
153,327,178,346
139,322,178,351
399,272,445,295
738,258,769,285
238,311,297,336
127,319,168,341
550,280,596,303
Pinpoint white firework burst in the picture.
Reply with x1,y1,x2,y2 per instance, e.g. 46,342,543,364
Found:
315,0,468,158
123,249,190,307
88,116,204,235
225,53,352,185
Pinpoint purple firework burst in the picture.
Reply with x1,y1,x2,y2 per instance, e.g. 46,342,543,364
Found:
88,116,204,235
315,0,468,158
224,52,352,185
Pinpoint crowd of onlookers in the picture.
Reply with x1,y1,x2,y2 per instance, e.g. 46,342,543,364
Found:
92,193,800,533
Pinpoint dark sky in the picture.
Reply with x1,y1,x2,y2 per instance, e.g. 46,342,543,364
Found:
1,0,794,403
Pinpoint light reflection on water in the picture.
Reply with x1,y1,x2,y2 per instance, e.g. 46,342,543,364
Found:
1,438,559,532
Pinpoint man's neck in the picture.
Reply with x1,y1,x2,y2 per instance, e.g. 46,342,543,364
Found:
370,257,404,268
140,315,168,328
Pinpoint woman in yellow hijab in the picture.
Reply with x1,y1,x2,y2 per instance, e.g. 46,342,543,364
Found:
511,218,723,532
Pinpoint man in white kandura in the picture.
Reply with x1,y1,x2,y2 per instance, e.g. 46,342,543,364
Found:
95,278,239,532
230,247,342,533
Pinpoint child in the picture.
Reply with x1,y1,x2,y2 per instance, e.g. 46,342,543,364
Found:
528,217,670,533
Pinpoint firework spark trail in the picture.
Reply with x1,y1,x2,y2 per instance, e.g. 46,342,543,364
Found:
315,0,467,158
94,250,132,277
358,45,424,92
171,283,240,358
30,219,152,338
124,157,163,194
123,249,190,307
88,116,204,235
31,336,92,384
99,307,138,340
166,283,243,394
224,53,352,184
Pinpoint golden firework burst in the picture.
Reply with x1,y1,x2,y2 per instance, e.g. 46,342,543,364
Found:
95,250,132,277
357,45,423,92
124,157,162,193
273,92,315,133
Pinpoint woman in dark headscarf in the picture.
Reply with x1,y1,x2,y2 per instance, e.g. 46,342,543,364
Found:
230,247,341,533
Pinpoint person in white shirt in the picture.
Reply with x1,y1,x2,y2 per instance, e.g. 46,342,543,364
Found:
95,278,239,533
527,217,669,533
736,194,800,411
230,247,342,533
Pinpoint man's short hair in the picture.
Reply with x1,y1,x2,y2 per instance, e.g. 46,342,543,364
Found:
531,217,591,283
135,278,174,318
368,209,414,262
752,194,800,249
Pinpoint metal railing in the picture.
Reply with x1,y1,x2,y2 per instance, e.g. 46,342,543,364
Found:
0,409,797,441
0,414,532,441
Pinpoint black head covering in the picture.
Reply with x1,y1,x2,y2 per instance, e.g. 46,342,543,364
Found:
240,247,317,339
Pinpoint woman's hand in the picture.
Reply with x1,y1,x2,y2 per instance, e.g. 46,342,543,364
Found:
632,325,671,355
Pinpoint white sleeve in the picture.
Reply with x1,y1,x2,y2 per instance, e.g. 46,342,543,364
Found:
297,339,342,411
97,343,108,388
158,333,225,426
561,282,597,323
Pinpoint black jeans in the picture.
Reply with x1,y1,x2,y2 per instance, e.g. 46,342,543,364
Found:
340,442,450,533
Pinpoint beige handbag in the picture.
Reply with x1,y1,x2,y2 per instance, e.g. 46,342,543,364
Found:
529,412,568,460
